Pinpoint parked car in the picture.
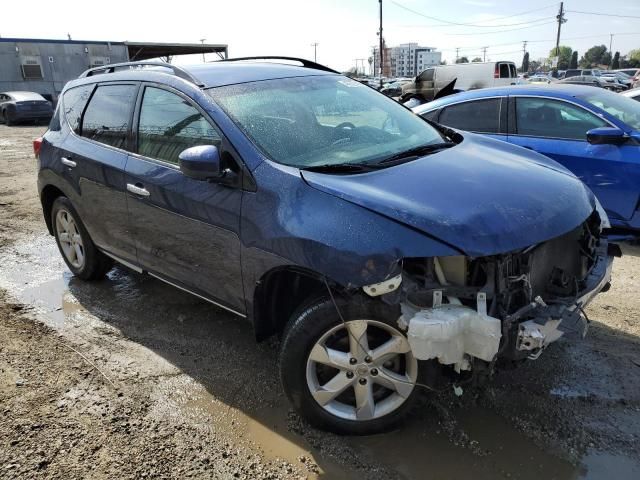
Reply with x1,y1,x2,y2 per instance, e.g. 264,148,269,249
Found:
380,80,407,98
615,68,640,88
413,85,640,235
0,91,53,125
37,60,615,434
400,61,518,103
528,74,553,84
558,75,625,92
621,87,640,102
600,71,632,89
564,69,602,79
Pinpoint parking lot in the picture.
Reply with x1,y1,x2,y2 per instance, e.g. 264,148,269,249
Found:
1,123,640,479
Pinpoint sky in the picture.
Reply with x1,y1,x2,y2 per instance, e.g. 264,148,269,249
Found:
1,0,639,72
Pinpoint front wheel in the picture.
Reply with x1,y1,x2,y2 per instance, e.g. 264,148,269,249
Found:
280,296,420,435
51,197,113,280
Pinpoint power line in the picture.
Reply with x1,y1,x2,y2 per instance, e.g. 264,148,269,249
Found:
388,0,556,28
566,10,640,20
443,20,557,36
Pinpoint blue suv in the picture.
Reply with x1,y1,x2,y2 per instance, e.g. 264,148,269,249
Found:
37,59,616,434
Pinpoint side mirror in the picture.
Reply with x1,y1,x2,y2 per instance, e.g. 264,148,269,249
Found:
586,127,628,146
178,145,222,180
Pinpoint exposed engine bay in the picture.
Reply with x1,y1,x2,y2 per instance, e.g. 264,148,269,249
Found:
365,211,618,374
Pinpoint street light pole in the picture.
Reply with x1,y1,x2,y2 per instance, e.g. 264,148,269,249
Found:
379,0,383,88
200,38,206,63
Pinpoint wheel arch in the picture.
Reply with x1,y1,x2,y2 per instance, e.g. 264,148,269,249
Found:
252,265,336,342
40,184,67,235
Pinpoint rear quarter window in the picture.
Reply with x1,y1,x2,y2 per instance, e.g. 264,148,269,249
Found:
62,84,94,133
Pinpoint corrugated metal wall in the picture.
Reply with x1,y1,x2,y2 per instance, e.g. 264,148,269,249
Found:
0,41,129,104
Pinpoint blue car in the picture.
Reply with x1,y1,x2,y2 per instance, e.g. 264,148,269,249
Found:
36,59,615,434
412,85,640,235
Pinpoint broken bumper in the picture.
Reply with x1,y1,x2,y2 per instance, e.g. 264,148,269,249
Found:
515,242,614,359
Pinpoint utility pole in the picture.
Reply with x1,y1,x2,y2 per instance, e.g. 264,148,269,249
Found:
522,41,528,56
379,0,383,87
482,46,488,62
553,2,566,75
200,38,206,63
455,47,459,63
311,42,319,62
609,34,614,69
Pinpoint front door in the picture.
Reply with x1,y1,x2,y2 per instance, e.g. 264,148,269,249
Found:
125,85,245,313
507,96,640,222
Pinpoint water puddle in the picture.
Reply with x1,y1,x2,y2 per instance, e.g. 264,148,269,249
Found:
1,234,639,479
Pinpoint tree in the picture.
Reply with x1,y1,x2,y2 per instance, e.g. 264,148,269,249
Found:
521,52,530,73
548,45,572,70
580,45,610,68
456,56,469,64
569,51,578,69
611,51,620,70
625,49,640,68
529,60,541,72
471,57,482,63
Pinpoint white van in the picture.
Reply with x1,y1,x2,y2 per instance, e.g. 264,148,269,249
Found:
400,61,518,103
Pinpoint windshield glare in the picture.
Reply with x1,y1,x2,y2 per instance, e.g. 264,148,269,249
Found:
578,89,640,131
208,75,446,168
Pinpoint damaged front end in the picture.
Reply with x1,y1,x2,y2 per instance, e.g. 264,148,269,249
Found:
367,211,618,374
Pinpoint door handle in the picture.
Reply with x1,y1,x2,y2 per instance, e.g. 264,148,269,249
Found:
61,157,77,168
126,183,150,197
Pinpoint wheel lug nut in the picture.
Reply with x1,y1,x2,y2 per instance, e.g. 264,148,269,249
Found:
371,368,378,376
349,357,357,365
359,378,367,385
346,371,354,379
364,356,372,363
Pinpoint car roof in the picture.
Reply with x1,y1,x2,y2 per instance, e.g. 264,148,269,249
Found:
1,91,46,101
412,84,602,112
70,61,337,90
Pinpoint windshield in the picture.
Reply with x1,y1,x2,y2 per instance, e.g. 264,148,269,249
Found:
208,75,446,168
577,89,640,131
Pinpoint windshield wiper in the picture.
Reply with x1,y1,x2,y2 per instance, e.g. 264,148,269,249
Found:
301,163,380,174
377,142,455,165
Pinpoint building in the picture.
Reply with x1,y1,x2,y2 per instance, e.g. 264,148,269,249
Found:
0,37,228,103
373,43,441,78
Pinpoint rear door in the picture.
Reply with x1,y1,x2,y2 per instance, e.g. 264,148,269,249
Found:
125,84,245,313
494,62,517,87
57,82,139,264
506,95,640,221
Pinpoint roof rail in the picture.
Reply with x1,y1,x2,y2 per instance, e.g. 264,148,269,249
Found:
79,61,204,86
221,56,339,74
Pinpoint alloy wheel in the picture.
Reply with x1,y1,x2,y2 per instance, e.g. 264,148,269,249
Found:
306,319,418,421
55,209,85,269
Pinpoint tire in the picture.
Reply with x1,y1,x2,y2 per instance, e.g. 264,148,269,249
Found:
280,295,420,435
51,197,113,280
5,111,13,126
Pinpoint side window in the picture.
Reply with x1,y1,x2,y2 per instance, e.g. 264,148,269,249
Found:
421,109,440,122
515,98,608,140
62,84,93,134
499,63,510,79
438,98,501,133
81,84,137,149
137,87,221,165
418,68,434,82
509,64,517,78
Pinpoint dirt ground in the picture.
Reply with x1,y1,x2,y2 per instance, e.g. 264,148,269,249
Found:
1,124,639,479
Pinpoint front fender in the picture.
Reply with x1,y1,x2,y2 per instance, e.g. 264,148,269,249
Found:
240,161,461,296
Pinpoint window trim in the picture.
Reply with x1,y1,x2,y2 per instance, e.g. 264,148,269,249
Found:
67,81,140,155
427,96,506,135
508,94,616,142
130,82,227,170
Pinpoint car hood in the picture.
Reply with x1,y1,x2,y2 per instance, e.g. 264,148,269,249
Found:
301,134,596,257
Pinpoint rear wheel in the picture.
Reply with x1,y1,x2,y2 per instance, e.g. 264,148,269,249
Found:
280,296,420,435
51,197,113,280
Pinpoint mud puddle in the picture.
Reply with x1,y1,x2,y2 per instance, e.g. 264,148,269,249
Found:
1,233,638,479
